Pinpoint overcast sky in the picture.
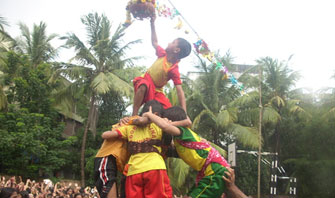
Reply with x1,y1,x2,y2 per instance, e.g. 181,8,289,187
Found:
1,0,334,91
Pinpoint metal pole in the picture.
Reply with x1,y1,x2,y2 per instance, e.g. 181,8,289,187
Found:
257,64,263,198
269,154,278,198
289,177,297,198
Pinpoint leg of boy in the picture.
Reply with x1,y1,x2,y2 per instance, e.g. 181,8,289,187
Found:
94,156,118,198
120,175,126,198
154,91,172,109
133,84,147,116
125,174,145,198
133,74,156,116
143,170,173,198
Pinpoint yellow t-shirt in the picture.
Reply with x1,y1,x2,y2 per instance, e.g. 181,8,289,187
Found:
147,57,173,88
95,116,139,172
116,123,166,176
146,45,182,89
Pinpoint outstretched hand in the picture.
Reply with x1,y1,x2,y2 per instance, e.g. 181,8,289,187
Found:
223,167,236,189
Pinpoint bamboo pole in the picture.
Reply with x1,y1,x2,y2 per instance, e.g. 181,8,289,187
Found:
257,64,263,198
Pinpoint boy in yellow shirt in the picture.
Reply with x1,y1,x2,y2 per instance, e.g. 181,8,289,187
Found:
101,100,179,198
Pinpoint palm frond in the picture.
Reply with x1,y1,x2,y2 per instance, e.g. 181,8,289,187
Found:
0,16,9,31
263,106,281,125
105,72,133,97
18,22,31,54
217,109,231,129
230,123,260,148
192,109,214,130
0,84,7,111
61,33,98,66
57,64,93,81
228,91,258,107
269,95,285,108
322,107,335,121
54,102,84,123
167,158,192,195
91,72,112,94
51,81,83,111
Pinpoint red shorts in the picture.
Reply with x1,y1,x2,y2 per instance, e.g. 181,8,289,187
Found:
133,73,172,109
125,169,172,198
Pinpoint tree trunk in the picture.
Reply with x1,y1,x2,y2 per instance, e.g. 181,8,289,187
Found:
80,94,96,187
275,122,281,155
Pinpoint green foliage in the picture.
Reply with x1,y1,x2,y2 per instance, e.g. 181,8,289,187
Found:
281,113,335,198
235,153,270,196
167,158,195,196
0,106,71,178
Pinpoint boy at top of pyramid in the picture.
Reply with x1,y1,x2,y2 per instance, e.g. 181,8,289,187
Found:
132,14,192,116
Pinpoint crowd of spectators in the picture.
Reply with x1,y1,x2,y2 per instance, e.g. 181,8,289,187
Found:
0,176,99,198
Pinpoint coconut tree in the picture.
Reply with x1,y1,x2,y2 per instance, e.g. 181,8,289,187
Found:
186,52,259,148
253,57,309,154
0,16,16,111
320,73,335,122
0,16,15,53
51,12,140,186
17,21,58,67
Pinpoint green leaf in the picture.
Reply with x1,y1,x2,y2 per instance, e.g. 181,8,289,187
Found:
217,110,230,128
263,106,281,125
91,72,111,94
106,72,133,97
230,123,260,148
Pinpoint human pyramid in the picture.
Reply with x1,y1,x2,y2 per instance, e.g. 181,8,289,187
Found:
93,1,249,198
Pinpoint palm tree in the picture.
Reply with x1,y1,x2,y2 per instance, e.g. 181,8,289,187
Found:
320,73,335,122
256,57,309,154
0,71,7,111
187,52,259,148
0,16,15,53
51,12,140,186
17,22,58,67
0,16,15,111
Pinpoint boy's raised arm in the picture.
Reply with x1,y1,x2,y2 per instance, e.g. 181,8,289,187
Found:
150,16,158,49
142,107,181,136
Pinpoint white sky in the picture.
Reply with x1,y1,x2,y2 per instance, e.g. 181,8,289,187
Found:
1,0,335,91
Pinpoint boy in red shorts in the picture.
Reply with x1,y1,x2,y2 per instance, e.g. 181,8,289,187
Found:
101,100,178,198
132,15,192,115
